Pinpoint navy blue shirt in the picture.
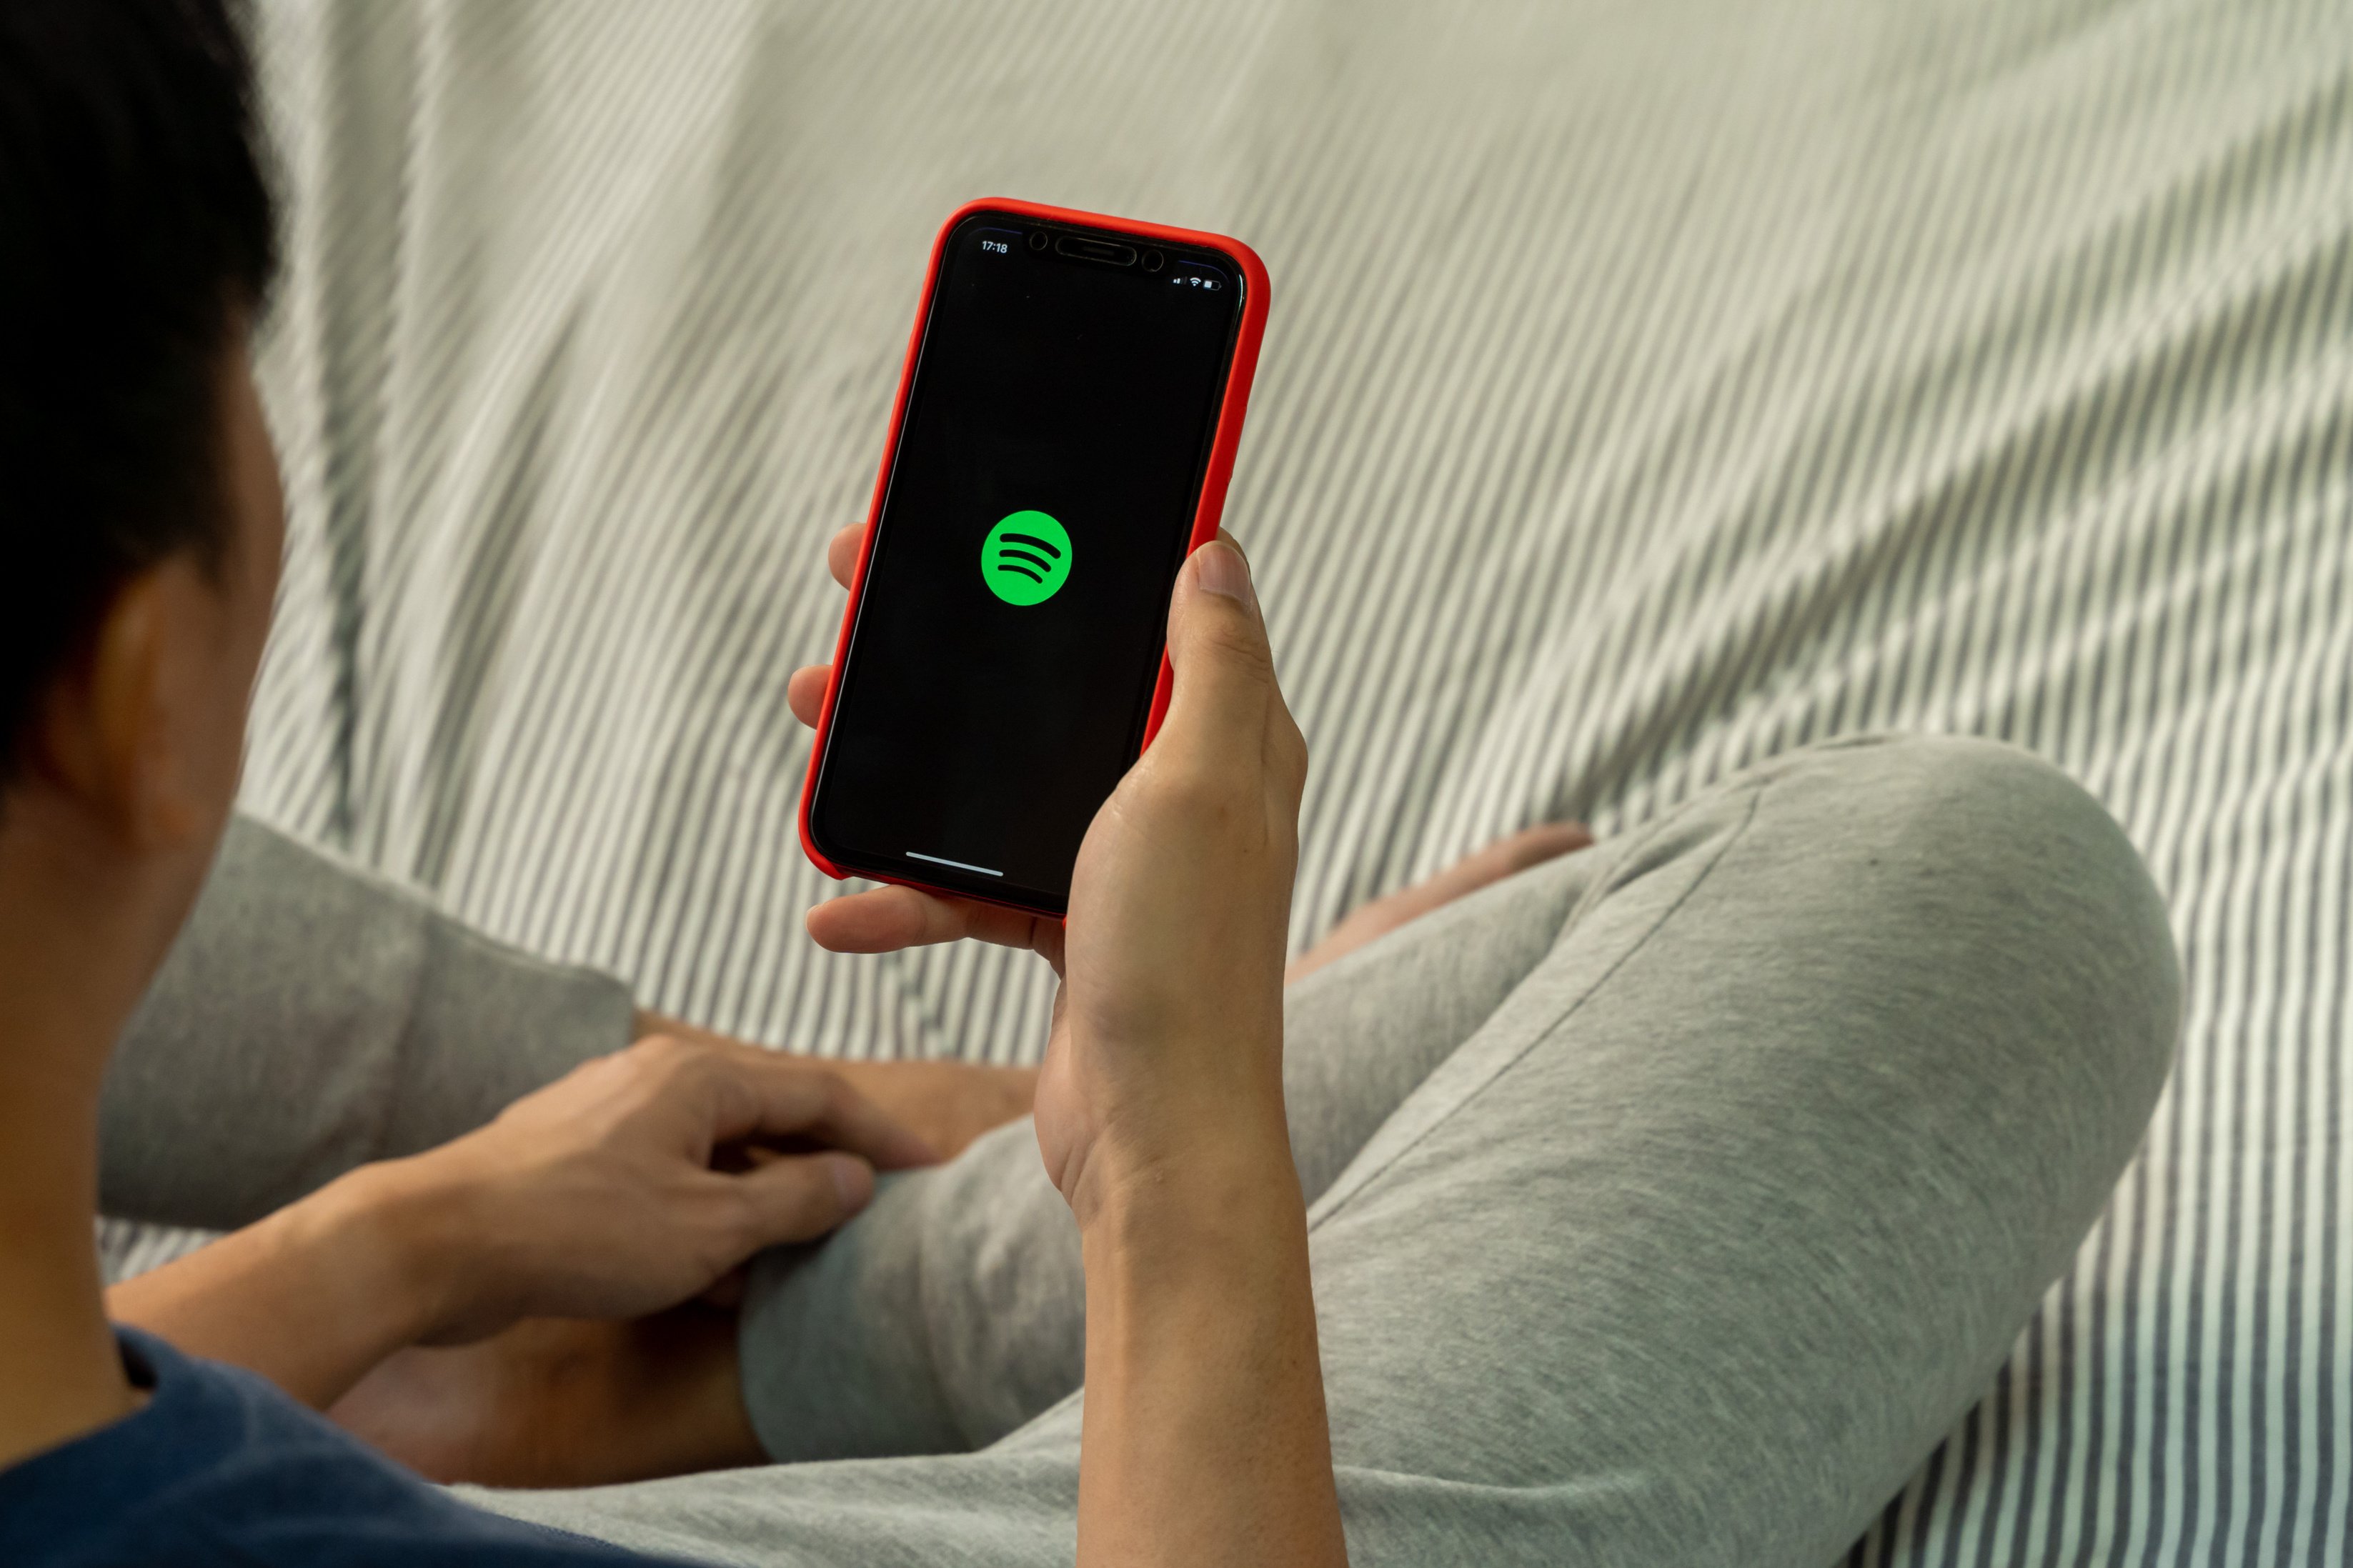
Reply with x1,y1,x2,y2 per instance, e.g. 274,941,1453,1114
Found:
0,1328,687,1567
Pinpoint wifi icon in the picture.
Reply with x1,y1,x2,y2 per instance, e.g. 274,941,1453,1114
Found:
981,510,1073,606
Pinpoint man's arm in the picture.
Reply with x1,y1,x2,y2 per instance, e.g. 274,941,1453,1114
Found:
110,1032,931,1412
101,815,637,1230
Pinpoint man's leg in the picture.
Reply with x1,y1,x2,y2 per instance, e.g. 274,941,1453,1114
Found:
103,817,640,1229
472,734,2177,1566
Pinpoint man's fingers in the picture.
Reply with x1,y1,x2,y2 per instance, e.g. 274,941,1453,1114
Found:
786,1074,937,1170
1154,536,1278,761
791,524,863,722
787,665,831,729
724,1152,877,1250
694,1045,937,1168
828,524,865,591
805,884,980,950
806,884,1053,957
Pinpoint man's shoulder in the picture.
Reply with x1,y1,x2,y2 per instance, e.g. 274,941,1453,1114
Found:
0,1329,657,1568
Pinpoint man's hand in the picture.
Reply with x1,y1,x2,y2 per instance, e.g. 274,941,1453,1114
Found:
798,528,1349,1565
1028,536,1306,1214
368,1033,937,1344
792,526,1304,1208
109,1034,934,1409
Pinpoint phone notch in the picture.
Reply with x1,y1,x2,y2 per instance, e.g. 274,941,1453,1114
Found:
1054,234,1139,269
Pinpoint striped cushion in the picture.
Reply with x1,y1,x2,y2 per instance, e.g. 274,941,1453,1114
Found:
141,0,2353,1559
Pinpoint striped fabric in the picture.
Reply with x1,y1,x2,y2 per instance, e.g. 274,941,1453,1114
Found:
109,0,2353,1559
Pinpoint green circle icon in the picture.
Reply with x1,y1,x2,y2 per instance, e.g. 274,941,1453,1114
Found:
982,510,1072,605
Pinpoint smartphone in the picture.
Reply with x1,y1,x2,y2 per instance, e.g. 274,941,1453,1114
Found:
797,199,1271,917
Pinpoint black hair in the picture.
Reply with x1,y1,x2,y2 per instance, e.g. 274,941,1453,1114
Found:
0,0,278,789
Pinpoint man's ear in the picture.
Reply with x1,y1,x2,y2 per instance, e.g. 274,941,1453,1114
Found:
32,561,217,851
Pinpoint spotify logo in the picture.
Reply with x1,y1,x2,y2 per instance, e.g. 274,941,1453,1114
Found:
983,510,1071,605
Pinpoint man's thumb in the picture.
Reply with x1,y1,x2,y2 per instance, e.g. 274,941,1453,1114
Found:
1188,535,1258,614
1160,537,1273,746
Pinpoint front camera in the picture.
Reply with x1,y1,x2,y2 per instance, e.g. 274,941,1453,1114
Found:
1143,249,1165,273
1028,231,1049,251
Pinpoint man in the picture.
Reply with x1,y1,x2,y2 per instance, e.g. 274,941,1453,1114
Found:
1,4,2183,1565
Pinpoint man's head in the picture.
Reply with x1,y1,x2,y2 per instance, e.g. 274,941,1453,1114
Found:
0,0,282,989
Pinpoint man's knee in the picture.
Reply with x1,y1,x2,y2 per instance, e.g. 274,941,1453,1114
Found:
1770,733,2182,1127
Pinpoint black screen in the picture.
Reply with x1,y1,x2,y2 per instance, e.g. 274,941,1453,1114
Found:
808,211,1247,912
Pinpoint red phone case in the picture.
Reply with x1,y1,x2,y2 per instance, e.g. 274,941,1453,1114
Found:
796,197,1273,914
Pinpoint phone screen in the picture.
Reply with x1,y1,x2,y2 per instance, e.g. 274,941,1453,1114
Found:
807,210,1248,912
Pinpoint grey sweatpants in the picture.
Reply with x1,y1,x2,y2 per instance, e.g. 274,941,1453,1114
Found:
106,736,2179,1567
